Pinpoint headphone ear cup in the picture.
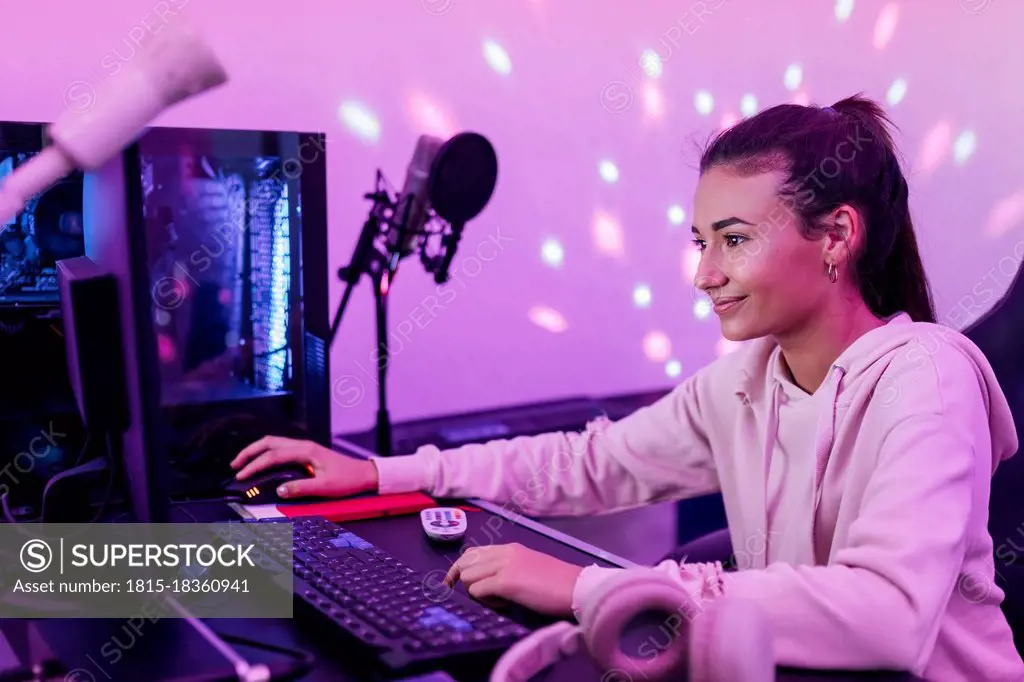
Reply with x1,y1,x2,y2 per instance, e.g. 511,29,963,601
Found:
580,569,702,682
489,621,583,682
688,597,775,682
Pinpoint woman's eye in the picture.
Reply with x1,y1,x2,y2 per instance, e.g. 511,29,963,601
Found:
691,238,706,251
724,234,747,247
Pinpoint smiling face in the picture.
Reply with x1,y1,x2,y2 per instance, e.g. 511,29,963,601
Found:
691,166,834,342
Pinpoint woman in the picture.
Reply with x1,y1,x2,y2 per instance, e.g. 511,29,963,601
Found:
231,95,1023,680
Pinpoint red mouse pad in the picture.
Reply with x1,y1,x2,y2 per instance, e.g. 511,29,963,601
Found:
277,491,440,522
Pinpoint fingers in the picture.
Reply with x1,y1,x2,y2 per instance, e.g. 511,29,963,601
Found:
466,576,506,603
444,546,498,587
231,436,285,470
235,447,314,481
445,551,472,586
444,549,474,587
446,556,503,607
455,559,496,585
276,477,328,499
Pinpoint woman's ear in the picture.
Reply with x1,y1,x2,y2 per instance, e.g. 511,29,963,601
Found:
820,204,864,267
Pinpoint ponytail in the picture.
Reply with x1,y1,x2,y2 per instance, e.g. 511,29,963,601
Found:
832,96,937,324
861,200,936,323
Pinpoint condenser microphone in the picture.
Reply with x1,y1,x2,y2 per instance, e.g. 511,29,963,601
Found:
386,134,445,271
427,132,498,284
0,18,227,226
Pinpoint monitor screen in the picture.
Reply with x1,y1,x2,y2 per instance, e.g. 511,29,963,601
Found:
0,123,84,306
136,130,298,408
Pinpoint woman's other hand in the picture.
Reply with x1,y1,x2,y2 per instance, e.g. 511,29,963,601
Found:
444,543,585,617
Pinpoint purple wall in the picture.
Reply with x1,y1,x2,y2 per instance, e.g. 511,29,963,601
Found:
0,0,1021,434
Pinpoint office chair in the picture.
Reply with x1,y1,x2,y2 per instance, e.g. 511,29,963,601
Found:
964,266,1024,654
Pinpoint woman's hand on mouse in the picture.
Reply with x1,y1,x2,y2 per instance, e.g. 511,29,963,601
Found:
230,436,379,499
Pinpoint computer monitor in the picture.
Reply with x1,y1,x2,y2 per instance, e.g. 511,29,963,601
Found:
0,122,85,307
56,256,128,435
80,143,170,522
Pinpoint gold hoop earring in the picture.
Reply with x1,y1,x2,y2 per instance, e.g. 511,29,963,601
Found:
827,262,838,283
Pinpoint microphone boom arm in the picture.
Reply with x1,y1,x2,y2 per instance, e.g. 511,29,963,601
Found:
329,173,393,345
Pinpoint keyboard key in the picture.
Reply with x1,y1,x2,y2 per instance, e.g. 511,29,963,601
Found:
450,620,473,633
381,624,404,638
490,624,530,639
408,625,432,640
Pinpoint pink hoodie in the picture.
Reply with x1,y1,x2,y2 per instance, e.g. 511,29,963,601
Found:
372,313,1024,681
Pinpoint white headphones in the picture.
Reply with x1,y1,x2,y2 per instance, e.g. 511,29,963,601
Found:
490,568,775,682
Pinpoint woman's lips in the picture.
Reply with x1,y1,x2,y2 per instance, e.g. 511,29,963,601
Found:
712,296,747,315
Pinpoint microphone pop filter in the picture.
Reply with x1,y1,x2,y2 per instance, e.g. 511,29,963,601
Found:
427,132,497,224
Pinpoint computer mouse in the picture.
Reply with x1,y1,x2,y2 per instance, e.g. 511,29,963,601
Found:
223,463,314,504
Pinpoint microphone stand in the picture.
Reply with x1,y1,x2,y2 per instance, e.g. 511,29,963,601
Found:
330,191,388,346
372,270,392,458
329,173,398,457
330,174,475,458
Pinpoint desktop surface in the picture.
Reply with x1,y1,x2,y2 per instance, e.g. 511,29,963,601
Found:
170,491,924,682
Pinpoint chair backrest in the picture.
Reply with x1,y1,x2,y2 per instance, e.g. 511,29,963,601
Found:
964,267,1024,652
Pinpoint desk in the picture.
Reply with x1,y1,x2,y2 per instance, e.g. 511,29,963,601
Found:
7,438,924,682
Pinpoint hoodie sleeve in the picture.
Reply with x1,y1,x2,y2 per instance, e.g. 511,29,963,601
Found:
573,344,989,671
370,368,724,517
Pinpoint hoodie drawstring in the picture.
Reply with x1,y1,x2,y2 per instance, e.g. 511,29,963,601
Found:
761,381,783,566
760,366,845,566
811,367,845,559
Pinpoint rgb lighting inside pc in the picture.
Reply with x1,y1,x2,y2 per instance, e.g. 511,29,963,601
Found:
0,129,84,306
139,148,294,406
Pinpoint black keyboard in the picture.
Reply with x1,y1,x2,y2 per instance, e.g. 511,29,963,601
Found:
241,516,531,676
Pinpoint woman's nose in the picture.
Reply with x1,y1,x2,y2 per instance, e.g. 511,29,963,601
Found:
694,254,727,291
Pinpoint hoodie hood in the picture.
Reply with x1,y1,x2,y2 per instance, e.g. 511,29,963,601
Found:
735,312,1019,473
730,312,1019,563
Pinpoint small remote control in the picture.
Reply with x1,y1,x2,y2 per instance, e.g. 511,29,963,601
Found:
420,507,467,542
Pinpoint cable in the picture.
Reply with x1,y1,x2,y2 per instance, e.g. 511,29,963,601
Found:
0,456,104,523
73,432,93,466
0,489,21,524
41,430,113,523
0,430,113,524
86,431,117,522
253,344,288,359
0,431,92,522
0,634,313,682
211,632,315,680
